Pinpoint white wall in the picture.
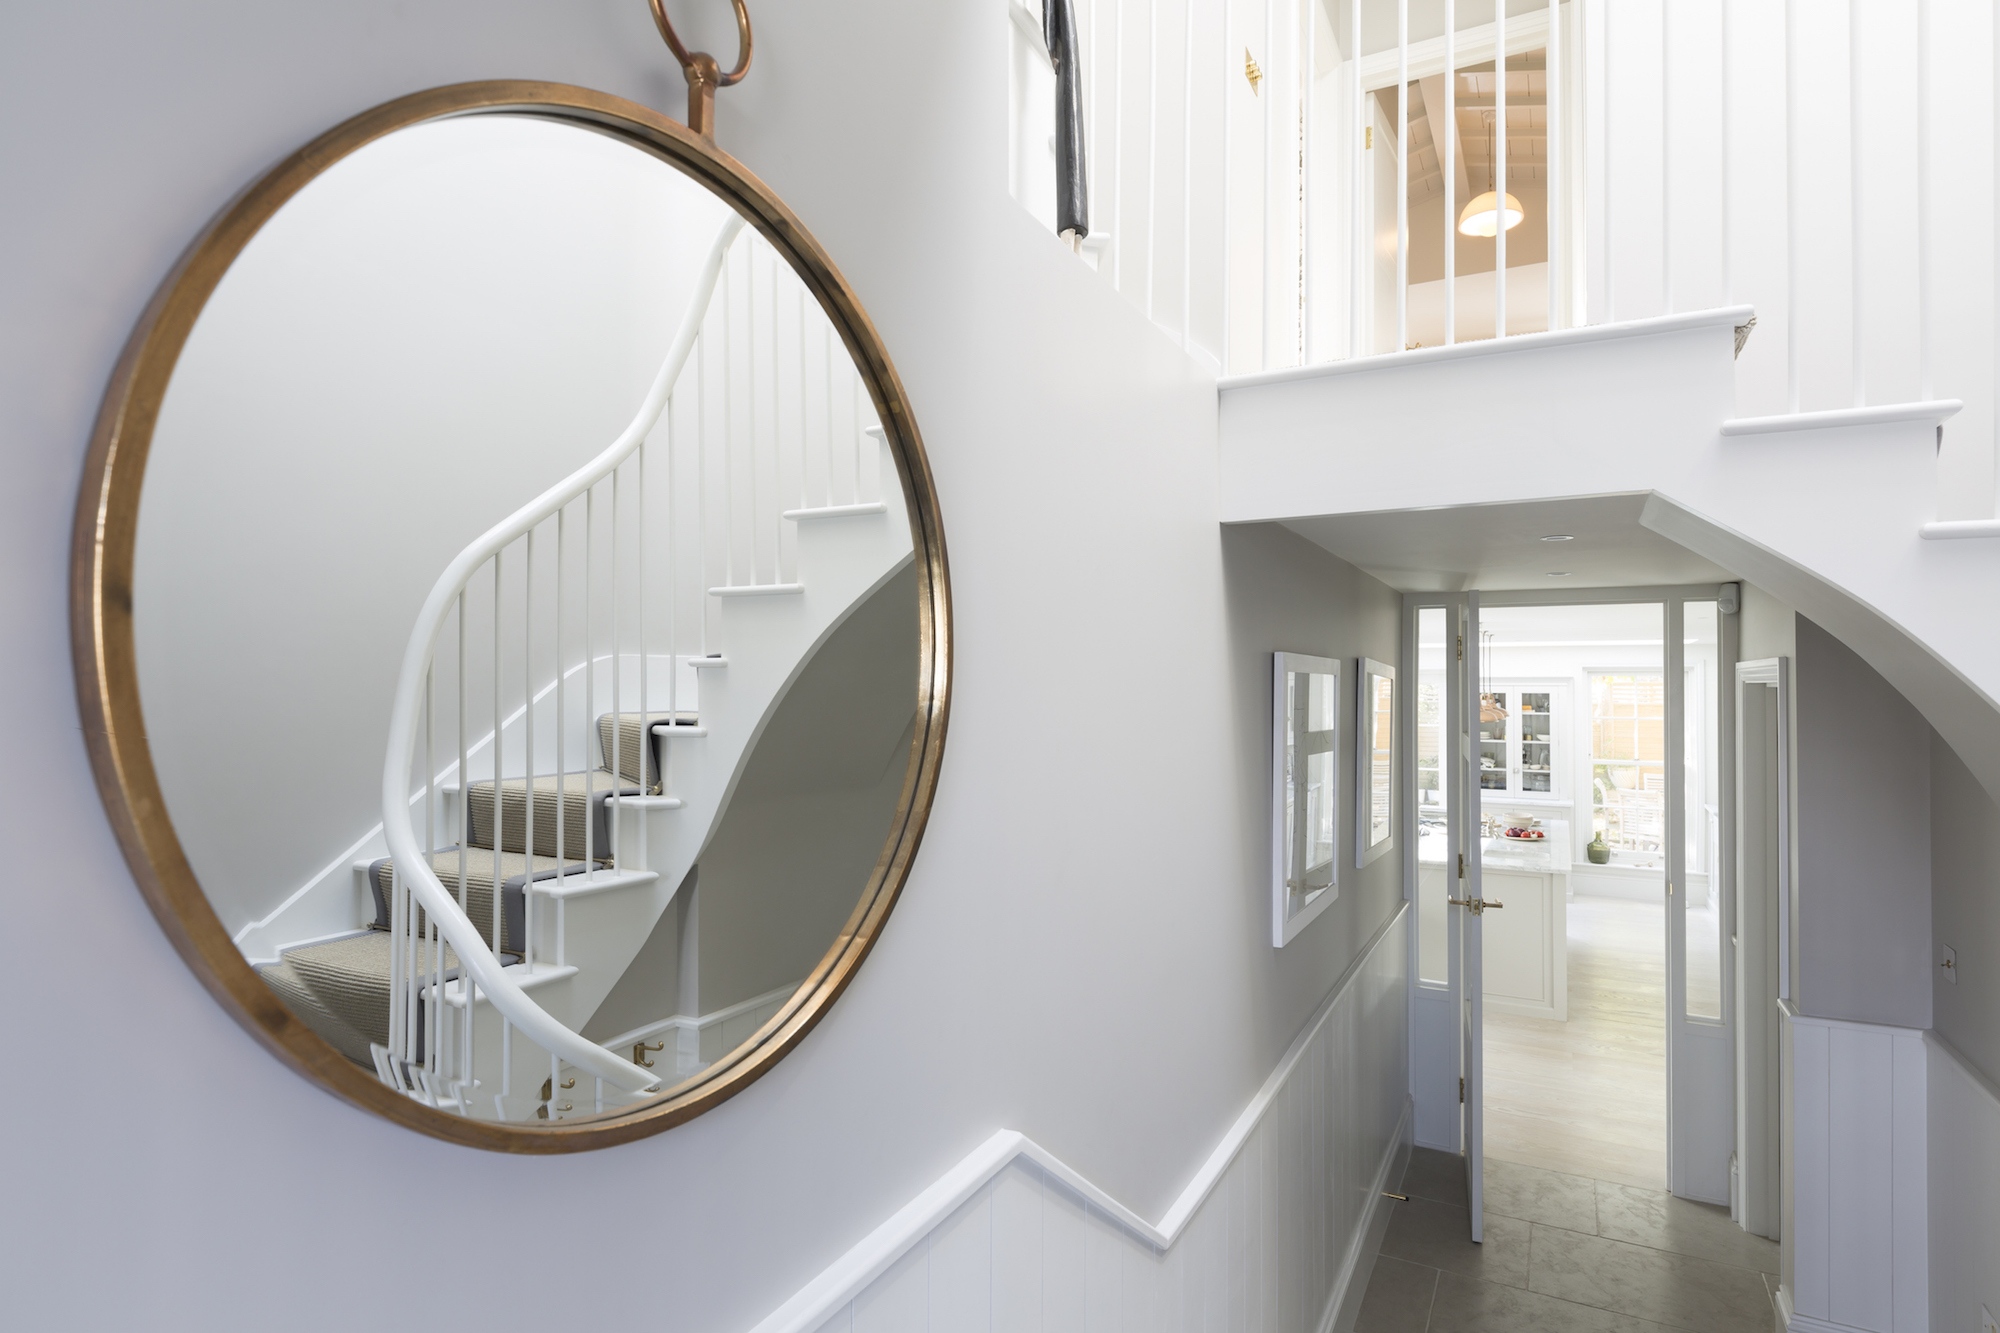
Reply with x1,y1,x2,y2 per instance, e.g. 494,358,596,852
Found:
1925,742,2000,1333
131,115,729,935
1792,617,1932,1031
0,4,1405,1329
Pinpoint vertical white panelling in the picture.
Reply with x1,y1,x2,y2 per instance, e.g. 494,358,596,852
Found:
992,1161,1045,1333
785,910,1408,1333
1083,1204,1123,1333
1928,1034,2000,1333
1826,1027,1895,1329
1119,1226,1158,1333
932,1188,994,1333
854,1242,929,1333
1044,1177,1088,1333
1926,0,1998,517
1783,1010,1928,1333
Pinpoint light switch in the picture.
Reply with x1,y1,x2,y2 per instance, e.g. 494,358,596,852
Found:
1944,945,1958,984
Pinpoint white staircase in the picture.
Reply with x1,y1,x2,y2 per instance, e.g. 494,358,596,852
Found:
1216,306,2000,799
252,214,912,1120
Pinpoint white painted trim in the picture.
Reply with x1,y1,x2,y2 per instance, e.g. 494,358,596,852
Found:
783,502,888,521
527,868,657,901
1218,306,1754,390
1357,8,1550,89
1785,1306,1882,1333
1926,1029,2000,1109
1720,399,1963,436
709,583,806,597
1319,1098,1414,1333
1007,0,1053,68
597,982,802,1052
1918,519,2000,540
747,903,1410,1333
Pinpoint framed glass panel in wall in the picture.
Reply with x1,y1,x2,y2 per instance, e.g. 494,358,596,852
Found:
1273,652,1340,946
1415,610,1449,986
1357,658,1395,868
1683,601,1723,1021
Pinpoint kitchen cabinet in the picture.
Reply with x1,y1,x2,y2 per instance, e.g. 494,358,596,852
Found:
1476,680,1570,800
1416,820,1570,1020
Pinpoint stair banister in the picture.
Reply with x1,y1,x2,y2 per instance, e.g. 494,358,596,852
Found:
379,212,746,1097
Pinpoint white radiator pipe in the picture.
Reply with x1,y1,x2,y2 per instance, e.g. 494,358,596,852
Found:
378,212,745,1097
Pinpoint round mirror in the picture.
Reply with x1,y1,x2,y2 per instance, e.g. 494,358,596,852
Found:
74,84,949,1149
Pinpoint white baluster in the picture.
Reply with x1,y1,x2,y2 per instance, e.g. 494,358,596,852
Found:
1496,0,1507,340
1397,0,1408,351
1446,0,1456,346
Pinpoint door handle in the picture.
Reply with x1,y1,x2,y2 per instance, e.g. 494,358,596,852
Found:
1447,897,1505,915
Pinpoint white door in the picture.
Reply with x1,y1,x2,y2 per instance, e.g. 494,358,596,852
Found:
1407,601,1465,1162
1668,597,1736,1204
1459,593,1486,1240
1733,657,1788,1237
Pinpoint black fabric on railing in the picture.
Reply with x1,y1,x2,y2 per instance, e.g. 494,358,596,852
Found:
1044,0,1089,240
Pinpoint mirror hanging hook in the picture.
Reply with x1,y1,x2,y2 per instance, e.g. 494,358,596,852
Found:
649,0,754,140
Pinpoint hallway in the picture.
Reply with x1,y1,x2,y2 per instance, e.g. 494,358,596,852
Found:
1486,894,1668,1190
1356,1148,1779,1332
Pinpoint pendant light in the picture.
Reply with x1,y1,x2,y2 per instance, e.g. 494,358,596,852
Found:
1458,108,1524,238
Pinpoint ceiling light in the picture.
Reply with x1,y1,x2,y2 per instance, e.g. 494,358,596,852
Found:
1546,571,1572,577
1457,111,1525,237
1458,190,1525,237
1540,534,1574,542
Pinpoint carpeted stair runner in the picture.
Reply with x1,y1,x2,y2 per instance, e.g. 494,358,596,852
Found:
257,712,688,1068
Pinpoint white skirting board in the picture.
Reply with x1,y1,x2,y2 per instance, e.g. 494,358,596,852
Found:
751,905,1412,1333
1925,1032,2000,1333
1779,1005,1927,1333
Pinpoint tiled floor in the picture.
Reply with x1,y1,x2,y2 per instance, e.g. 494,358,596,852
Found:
1355,1148,1780,1333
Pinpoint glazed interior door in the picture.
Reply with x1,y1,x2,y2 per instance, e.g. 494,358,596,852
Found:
1459,593,1485,1241
1408,601,1465,1162
1668,598,1736,1203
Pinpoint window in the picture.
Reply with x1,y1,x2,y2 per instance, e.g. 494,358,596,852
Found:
1589,672,1665,865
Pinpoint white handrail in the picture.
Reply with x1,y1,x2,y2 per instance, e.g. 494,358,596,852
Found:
378,213,746,1097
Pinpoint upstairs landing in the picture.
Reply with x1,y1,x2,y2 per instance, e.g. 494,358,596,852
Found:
1217,308,2000,801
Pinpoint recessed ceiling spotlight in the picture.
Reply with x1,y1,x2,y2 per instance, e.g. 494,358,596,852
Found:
1541,534,1575,542
1546,571,1572,577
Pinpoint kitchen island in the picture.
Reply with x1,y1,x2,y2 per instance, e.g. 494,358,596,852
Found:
1419,821,1570,1020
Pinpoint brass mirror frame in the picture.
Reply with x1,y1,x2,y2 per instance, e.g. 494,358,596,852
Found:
70,81,951,1152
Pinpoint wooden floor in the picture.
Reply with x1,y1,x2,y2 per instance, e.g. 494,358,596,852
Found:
1484,895,1668,1190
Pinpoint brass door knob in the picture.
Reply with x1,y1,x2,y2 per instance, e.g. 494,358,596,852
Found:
1447,897,1506,915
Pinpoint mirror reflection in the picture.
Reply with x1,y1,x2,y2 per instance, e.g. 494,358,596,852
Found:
134,115,918,1121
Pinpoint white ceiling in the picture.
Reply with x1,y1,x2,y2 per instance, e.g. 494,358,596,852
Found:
1278,493,1739,593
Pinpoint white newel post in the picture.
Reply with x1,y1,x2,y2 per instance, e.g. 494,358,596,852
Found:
1778,1003,1929,1333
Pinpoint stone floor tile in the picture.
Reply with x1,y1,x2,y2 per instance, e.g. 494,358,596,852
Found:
1427,1270,1678,1333
1379,1196,1532,1290
1485,1156,1600,1234
1527,1223,1777,1333
1595,1180,1780,1275
1400,1146,1470,1209
1351,1255,1438,1333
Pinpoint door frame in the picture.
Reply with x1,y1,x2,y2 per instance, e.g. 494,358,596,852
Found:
1405,583,1736,1206
1733,656,1789,1238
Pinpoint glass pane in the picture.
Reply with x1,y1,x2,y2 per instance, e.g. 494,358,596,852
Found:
1307,748,1336,872
1284,666,1338,892
1368,673,1394,848
1684,601,1723,1020
1590,674,1666,867
1479,690,1509,789
1518,690,1552,792
1417,608,1449,985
